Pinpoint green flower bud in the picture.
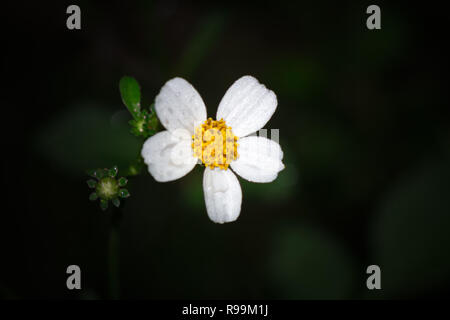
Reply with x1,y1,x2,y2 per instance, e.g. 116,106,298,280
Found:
96,177,119,200
86,166,130,211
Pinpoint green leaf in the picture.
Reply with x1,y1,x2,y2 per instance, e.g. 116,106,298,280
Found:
119,76,141,120
118,177,128,187
89,192,98,201
100,199,109,211
87,179,97,188
112,198,121,208
108,166,118,178
119,188,130,198
148,106,159,132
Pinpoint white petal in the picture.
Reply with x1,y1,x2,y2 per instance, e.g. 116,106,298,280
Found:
141,130,197,182
155,77,207,133
216,75,277,137
231,136,284,183
203,168,242,224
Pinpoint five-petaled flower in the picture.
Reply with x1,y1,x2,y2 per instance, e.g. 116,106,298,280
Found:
141,75,285,223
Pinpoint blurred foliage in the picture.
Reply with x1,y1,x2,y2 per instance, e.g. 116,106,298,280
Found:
175,12,226,78
34,105,141,175
370,157,450,298
267,56,324,101
268,224,357,299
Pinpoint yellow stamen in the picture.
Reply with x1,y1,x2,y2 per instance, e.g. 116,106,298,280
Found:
192,118,239,170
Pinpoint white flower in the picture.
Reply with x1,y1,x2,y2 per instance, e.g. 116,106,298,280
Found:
141,75,285,224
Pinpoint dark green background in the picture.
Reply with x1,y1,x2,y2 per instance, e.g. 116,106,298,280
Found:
2,0,449,299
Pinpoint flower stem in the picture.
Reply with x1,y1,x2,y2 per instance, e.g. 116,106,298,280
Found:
108,207,123,299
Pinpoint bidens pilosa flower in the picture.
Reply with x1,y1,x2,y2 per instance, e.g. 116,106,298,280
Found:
141,76,284,223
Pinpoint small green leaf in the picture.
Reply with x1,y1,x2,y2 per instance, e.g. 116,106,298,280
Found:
119,188,130,198
112,198,121,208
109,166,118,178
89,192,98,201
118,177,128,187
87,179,97,188
100,199,109,211
119,76,141,120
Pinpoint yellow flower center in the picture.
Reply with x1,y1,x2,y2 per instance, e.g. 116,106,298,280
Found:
192,118,239,170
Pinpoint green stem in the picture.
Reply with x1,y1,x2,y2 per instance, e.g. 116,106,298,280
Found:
108,207,122,299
